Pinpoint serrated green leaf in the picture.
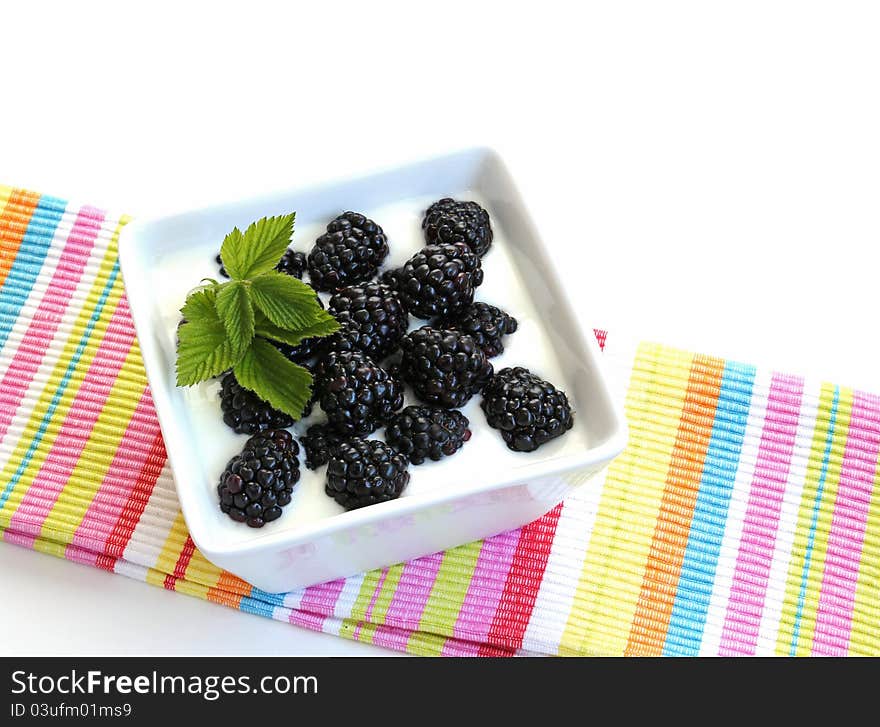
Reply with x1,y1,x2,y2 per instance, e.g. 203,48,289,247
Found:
180,286,219,323
233,338,313,419
218,226,246,279
175,319,239,386
255,311,340,347
250,271,327,329
214,280,254,357
220,214,295,280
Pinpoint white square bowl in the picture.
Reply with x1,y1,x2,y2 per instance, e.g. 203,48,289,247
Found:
118,148,627,593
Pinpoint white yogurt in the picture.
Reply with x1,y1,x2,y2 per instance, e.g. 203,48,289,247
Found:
158,193,591,545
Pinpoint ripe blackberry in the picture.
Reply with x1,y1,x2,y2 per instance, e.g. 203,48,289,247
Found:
325,439,410,510
435,302,518,358
218,429,300,527
308,212,388,291
396,242,484,319
379,267,402,292
270,292,327,363
399,326,493,409
385,406,471,464
328,283,408,359
300,423,349,470
423,198,493,257
315,349,404,436
481,367,574,452
216,248,307,280
219,373,298,434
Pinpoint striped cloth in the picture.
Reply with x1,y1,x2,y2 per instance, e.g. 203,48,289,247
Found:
1,186,878,656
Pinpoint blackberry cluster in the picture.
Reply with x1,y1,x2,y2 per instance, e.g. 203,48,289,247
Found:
396,242,484,319
481,367,574,452
218,429,300,527
219,373,297,434
326,439,410,510
300,423,349,470
423,198,493,257
308,212,388,291
385,406,471,464
435,302,518,358
315,349,404,436
399,327,493,409
216,248,307,280
328,283,409,359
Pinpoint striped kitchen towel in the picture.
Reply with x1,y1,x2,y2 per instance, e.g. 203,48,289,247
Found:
1,186,878,656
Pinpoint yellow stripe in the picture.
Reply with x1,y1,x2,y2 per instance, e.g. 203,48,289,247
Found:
404,629,449,656
416,540,483,656
775,384,844,654
350,569,384,622
0,223,124,521
850,449,880,655
0,186,12,217
38,340,146,542
145,511,190,587
369,561,406,624
558,342,694,655
182,548,226,589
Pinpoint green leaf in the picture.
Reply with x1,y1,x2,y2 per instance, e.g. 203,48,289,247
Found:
255,313,340,347
218,226,245,279
179,286,219,323
175,319,239,386
220,214,295,279
233,338,313,419
250,271,327,329
214,280,254,357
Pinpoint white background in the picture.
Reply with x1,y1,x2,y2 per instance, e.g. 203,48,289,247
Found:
1,1,879,655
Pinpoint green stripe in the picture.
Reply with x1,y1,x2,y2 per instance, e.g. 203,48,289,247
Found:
776,384,852,653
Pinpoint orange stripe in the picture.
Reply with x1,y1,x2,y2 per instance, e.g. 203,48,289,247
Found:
206,570,252,608
0,189,41,288
624,354,726,656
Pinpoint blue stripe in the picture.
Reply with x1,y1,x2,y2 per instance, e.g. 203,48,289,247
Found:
0,195,67,353
662,361,756,656
0,260,120,510
790,385,840,655
239,595,277,618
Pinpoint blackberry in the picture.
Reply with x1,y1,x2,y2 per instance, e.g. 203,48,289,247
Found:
423,198,493,257
385,406,471,464
300,423,349,470
219,372,298,434
315,349,404,435
399,326,493,409
216,248,307,280
218,429,300,527
308,212,388,291
396,242,484,319
379,267,402,292
326,439,410,510
270,292,327,363
435,302,518,358
481,367,574,452
328,283,408,359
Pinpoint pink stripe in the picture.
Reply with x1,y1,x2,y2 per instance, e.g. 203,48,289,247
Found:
65,387,161,563
296,578,348,618
290,609,329,632
0,207,105,443
718,373,804,656
382,551,445,630
371,623,415,652
811,390,880,655
4,298,137,548
452,528,520,642
441,638,481,656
